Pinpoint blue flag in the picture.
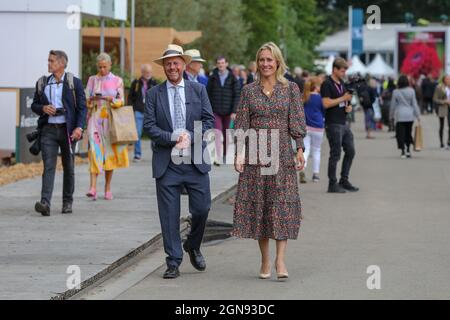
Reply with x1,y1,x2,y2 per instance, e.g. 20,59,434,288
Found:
352,8,364,56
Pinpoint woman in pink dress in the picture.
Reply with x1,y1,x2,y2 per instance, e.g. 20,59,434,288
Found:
85,53,129,200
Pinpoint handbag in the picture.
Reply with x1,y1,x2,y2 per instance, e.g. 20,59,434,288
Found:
109,105,138,145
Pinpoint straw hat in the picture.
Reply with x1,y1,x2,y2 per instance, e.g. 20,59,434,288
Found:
184,49,206,63
154,44,192,66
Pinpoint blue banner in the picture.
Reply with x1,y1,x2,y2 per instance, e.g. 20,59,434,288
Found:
352,8,364,56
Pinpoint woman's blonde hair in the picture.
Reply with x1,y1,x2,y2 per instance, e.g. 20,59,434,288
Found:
303,76,322,103
255,42,289,87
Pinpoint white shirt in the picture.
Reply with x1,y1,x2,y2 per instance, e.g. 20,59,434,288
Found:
166,78,187,132
45,73,66,124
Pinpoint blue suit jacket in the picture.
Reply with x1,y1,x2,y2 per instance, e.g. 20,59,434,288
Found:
144,80,215,179
31,74,87,136
183,71,208,86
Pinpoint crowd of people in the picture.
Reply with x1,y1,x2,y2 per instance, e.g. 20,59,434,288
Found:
29,44,448,281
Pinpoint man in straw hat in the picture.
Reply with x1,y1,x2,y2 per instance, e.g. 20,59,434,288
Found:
183,49,208,86
144,44,215,279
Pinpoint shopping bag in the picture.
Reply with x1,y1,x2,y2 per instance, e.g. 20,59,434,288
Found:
414,124,423,151
109,106,138,145
372,98,382,121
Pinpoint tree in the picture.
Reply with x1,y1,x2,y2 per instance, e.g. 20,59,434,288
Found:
282,0,325,69
191,0,249,67
243,0,284,59
133,0,201,30
317,0,450,29
244,0,325,69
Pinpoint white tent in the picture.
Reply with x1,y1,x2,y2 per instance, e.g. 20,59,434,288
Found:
346,55,367,76
325,55,335,75
366,53,395,77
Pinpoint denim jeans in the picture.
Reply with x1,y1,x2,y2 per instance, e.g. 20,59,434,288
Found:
40,124,76,206
325,123,355,185
134,111,144,158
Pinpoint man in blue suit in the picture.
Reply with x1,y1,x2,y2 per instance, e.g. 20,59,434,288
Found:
144,45,215,279
31,50,87,216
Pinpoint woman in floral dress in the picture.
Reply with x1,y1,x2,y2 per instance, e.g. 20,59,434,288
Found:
233,42,306,280
85,53,129,200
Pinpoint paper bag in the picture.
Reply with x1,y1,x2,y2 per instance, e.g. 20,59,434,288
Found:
414,124,423,151
109,106,138,145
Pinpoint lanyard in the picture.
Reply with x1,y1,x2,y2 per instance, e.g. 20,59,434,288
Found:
333,81,344,95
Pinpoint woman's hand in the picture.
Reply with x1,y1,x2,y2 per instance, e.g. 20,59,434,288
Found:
295,148,305,171
102,96,114,103
234,154,245,173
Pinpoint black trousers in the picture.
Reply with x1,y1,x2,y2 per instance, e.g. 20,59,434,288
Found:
326,123,355,185
422,97,433,113
439,112,450,147
395,121,414,152
40,124,75,206
156,162,211,268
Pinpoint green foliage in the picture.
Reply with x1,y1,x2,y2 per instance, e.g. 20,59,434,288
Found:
82,0,328,73
317,0,450,30
132,0,201,30
242,0,284,60
244,0,325,69
189,0,249,67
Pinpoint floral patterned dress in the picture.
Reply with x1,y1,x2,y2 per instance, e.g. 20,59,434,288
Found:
86,72,129,174
232,81,306,240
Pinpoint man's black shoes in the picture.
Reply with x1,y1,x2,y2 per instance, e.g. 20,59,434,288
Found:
183,241,206,271
163,266,180,279
35,201,50,216
327,183,346,193
62,203,73,214
339,179,359,192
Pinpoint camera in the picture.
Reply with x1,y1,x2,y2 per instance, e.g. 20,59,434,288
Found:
26,130,40,142
345,74,366,94
54,108,66,116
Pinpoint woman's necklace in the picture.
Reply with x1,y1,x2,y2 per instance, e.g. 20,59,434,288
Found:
263,84,274,97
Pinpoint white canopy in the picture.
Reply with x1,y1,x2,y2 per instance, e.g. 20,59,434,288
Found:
346,55,367,76
325,55,335,75
366,53,395,77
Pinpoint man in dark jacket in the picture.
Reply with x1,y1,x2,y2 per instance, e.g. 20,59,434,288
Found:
206,56,241,165
128,64,158,161
421,74,437,114
31,50,87,216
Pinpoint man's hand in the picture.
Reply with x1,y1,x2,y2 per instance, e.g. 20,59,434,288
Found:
295,149,305,171
43,105,56,116
175,132,191,150
342,92,353,102
71,128,83,141
345,104,353,113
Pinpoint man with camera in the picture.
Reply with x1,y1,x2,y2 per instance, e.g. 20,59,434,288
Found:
320,57,359,193
31,50,87,216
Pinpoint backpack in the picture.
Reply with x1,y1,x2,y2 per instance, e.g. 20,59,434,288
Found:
37,72,77,107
